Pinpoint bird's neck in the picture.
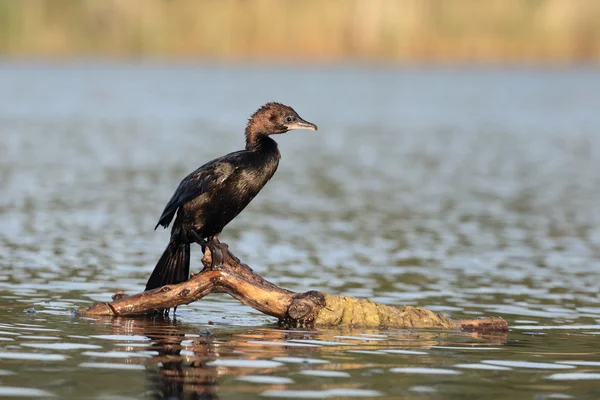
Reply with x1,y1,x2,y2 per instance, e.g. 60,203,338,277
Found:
245,132,278,153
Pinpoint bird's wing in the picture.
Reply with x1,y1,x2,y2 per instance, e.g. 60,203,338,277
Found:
155,153,243,229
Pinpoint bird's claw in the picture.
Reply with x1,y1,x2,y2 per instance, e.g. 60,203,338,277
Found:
190,231,225,268
206,241,225,268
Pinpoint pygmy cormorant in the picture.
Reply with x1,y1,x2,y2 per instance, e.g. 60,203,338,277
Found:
145,102,317,291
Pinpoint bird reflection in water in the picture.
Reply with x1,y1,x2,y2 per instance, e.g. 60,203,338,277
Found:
102,317,220,399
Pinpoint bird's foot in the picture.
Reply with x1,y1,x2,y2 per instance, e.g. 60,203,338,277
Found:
191,231,226,268
205,241,226,268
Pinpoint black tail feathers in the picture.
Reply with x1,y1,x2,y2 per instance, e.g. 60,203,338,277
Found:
145,240,190,291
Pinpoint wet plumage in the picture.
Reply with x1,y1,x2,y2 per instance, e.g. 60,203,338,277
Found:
145,103,317,291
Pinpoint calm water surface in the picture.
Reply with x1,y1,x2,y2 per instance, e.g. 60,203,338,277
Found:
1,63,599,399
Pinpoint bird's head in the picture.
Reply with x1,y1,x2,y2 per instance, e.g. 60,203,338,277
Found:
245,102,317,147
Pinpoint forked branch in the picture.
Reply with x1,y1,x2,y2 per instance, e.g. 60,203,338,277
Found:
79,243,508,332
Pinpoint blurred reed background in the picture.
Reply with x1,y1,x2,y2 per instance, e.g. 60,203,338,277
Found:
0,0,599,63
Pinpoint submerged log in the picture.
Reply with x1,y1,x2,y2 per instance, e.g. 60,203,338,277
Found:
79,243,508,332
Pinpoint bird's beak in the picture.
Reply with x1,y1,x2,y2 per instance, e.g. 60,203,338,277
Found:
286,118,318,131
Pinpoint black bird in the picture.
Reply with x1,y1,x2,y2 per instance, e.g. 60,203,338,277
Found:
145,102,317,291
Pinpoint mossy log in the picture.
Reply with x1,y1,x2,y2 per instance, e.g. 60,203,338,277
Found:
79,243,508,332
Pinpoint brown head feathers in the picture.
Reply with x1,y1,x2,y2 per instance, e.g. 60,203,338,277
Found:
244,102,317,150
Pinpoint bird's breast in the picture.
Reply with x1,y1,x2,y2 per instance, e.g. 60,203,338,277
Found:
234,162,278,196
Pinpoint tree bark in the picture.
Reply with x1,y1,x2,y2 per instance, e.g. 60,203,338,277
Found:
79,243,508,332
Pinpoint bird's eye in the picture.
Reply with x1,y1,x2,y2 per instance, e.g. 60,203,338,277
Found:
285,116,294,123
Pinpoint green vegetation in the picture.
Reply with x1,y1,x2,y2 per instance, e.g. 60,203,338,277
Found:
1,0,599,63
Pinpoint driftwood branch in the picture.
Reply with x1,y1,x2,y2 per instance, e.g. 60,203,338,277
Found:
79,243,508,332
